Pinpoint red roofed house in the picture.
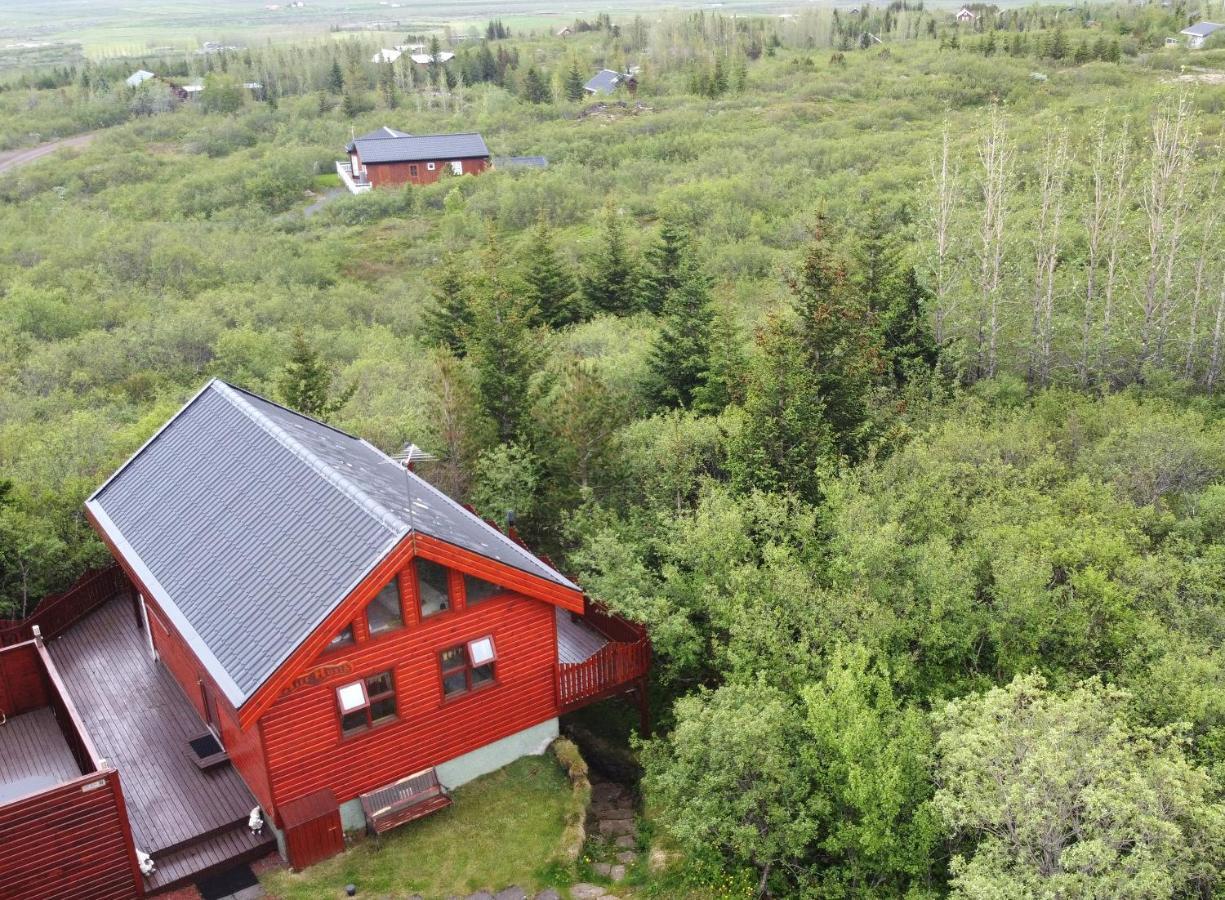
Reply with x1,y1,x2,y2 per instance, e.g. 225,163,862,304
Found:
0,380,648,896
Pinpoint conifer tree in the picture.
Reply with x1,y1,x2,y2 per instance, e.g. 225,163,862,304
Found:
327,59,344,93
581,207,640,316
729,316,837,504
522,220,578,327
712,57,729,96
878,268,939,386
522,67,551,103
422,254,473,356
564,59,586,101
644,264,717,410
638,219,691,314
466,233,540,443
428,35,443,87
278,327,355,420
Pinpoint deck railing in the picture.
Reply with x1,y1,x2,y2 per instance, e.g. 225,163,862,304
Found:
557,602,651,713
0,564,129,647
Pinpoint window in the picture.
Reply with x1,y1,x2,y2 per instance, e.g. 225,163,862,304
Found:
410,164,418,177
366,579,403,635
463,574,504,607
326,624,354,652
416,558,451,618
426,161,436,171
440,636,496,698
337,671,397,735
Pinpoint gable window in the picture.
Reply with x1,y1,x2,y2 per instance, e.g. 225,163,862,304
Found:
416,558,451,618
337,670,397,735
367,579,404,635
326,624,355,652
439,636,496,698
426,161,436,171
463,574,504,607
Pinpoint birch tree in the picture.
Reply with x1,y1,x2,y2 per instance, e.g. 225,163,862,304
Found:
975,104,1010,380
927,123,959,348
1029,128,1069,387
1184,160,1222,380
1081,118,1131,386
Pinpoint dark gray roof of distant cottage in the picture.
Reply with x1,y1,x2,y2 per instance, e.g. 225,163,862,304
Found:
1182,20,1224,36
493,155,549,169
87,379,577,708
584,69,622,94
352,132,490,164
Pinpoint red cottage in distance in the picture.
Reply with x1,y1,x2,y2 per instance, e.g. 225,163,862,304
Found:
337,126,491,192
0,378,648,896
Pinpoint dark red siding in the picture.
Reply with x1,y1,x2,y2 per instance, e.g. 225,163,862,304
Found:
365,156,489,188
0,770,143,899
0,642,48,715
260,575,558,816
281,789,344,870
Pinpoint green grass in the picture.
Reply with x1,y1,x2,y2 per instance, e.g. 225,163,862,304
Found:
261,756,573,900
314,173,342,189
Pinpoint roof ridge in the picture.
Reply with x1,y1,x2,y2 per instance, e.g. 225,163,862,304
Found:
214,382,407,536
402,466,579,590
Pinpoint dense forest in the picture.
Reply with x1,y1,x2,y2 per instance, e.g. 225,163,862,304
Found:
5,4,1225,896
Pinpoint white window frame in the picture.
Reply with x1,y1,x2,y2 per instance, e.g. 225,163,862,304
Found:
468,635,497,666
336,680,369,714
426,161,436,171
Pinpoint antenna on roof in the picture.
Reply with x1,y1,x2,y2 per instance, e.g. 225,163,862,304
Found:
392,442,437,472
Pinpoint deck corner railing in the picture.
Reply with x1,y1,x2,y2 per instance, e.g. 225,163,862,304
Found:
0,564,129,647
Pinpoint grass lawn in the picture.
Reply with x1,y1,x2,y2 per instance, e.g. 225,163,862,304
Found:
261,755,574,900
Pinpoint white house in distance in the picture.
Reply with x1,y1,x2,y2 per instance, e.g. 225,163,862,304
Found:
125,69,156,88
372,48,402,64
1181,21,1224,48
956,7,978,23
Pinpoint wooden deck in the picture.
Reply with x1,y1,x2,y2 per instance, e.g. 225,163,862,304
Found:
47,596,274,888
0,708,82,802
556,607,609,664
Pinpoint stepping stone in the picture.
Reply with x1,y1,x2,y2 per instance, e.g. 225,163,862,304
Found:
593,862,612,877
616,851,636,865
533,891,560,900
598,818,635,837
609,865,626,882
570,884,606,899
590,783,625,804
466,893,494,900
595,807,634,821
494,889,526,900
614,835,636,849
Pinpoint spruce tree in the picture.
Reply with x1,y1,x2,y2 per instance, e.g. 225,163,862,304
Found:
564,59,586,101
422,254,474,356
581,207,640,316
279,327,355,420
638,219,691,314
644,264,716,410
466,233,540,443
522,220,578,327
522,67,551,103
729,316,837,504
790,216,883,460
878,268,939,387
327,59,344,93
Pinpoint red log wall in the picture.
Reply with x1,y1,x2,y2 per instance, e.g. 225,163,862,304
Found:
0,770,143,899
260,576,558,816
365,156,489,188
0,642,48,716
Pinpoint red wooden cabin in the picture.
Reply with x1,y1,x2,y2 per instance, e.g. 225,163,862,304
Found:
69,379,649,885
339,127,491,192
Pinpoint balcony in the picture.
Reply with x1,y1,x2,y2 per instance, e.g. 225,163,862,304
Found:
555,600,651,727
336,160,372,194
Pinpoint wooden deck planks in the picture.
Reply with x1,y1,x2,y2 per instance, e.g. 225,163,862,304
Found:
145,822,274,892
0,707,82,795
47,598,262,856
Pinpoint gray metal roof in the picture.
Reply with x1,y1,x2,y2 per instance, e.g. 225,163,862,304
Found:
346,127,411,152
493,155,549,169
1182,20,1223,35
584,69,622,94
353,132,489,163
87,380,577,708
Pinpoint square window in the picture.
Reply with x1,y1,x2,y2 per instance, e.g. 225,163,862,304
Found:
427,161,436,171
442,670,468,696
464,574,504,606
471,663,494,687
337,680,367,713
339,671,396,736
440,639,496,698
417,558,451,618
468,635,496,666
367,579,403,635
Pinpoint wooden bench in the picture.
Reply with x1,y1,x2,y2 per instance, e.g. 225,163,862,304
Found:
360,767,452,835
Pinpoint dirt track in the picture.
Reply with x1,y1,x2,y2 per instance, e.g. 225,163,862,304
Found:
0,131,97,175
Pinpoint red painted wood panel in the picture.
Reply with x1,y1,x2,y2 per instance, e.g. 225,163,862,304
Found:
144,598,277,819
0,643,49,716
260,587,558,816
0,770,144,899
365,156,489,188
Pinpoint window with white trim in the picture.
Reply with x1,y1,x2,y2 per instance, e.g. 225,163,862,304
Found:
416,558,451,618
337,670,397,735
439,636,496,698
426,161,436,171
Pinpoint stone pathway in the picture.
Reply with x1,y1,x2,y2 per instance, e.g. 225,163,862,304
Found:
567,773,642,896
